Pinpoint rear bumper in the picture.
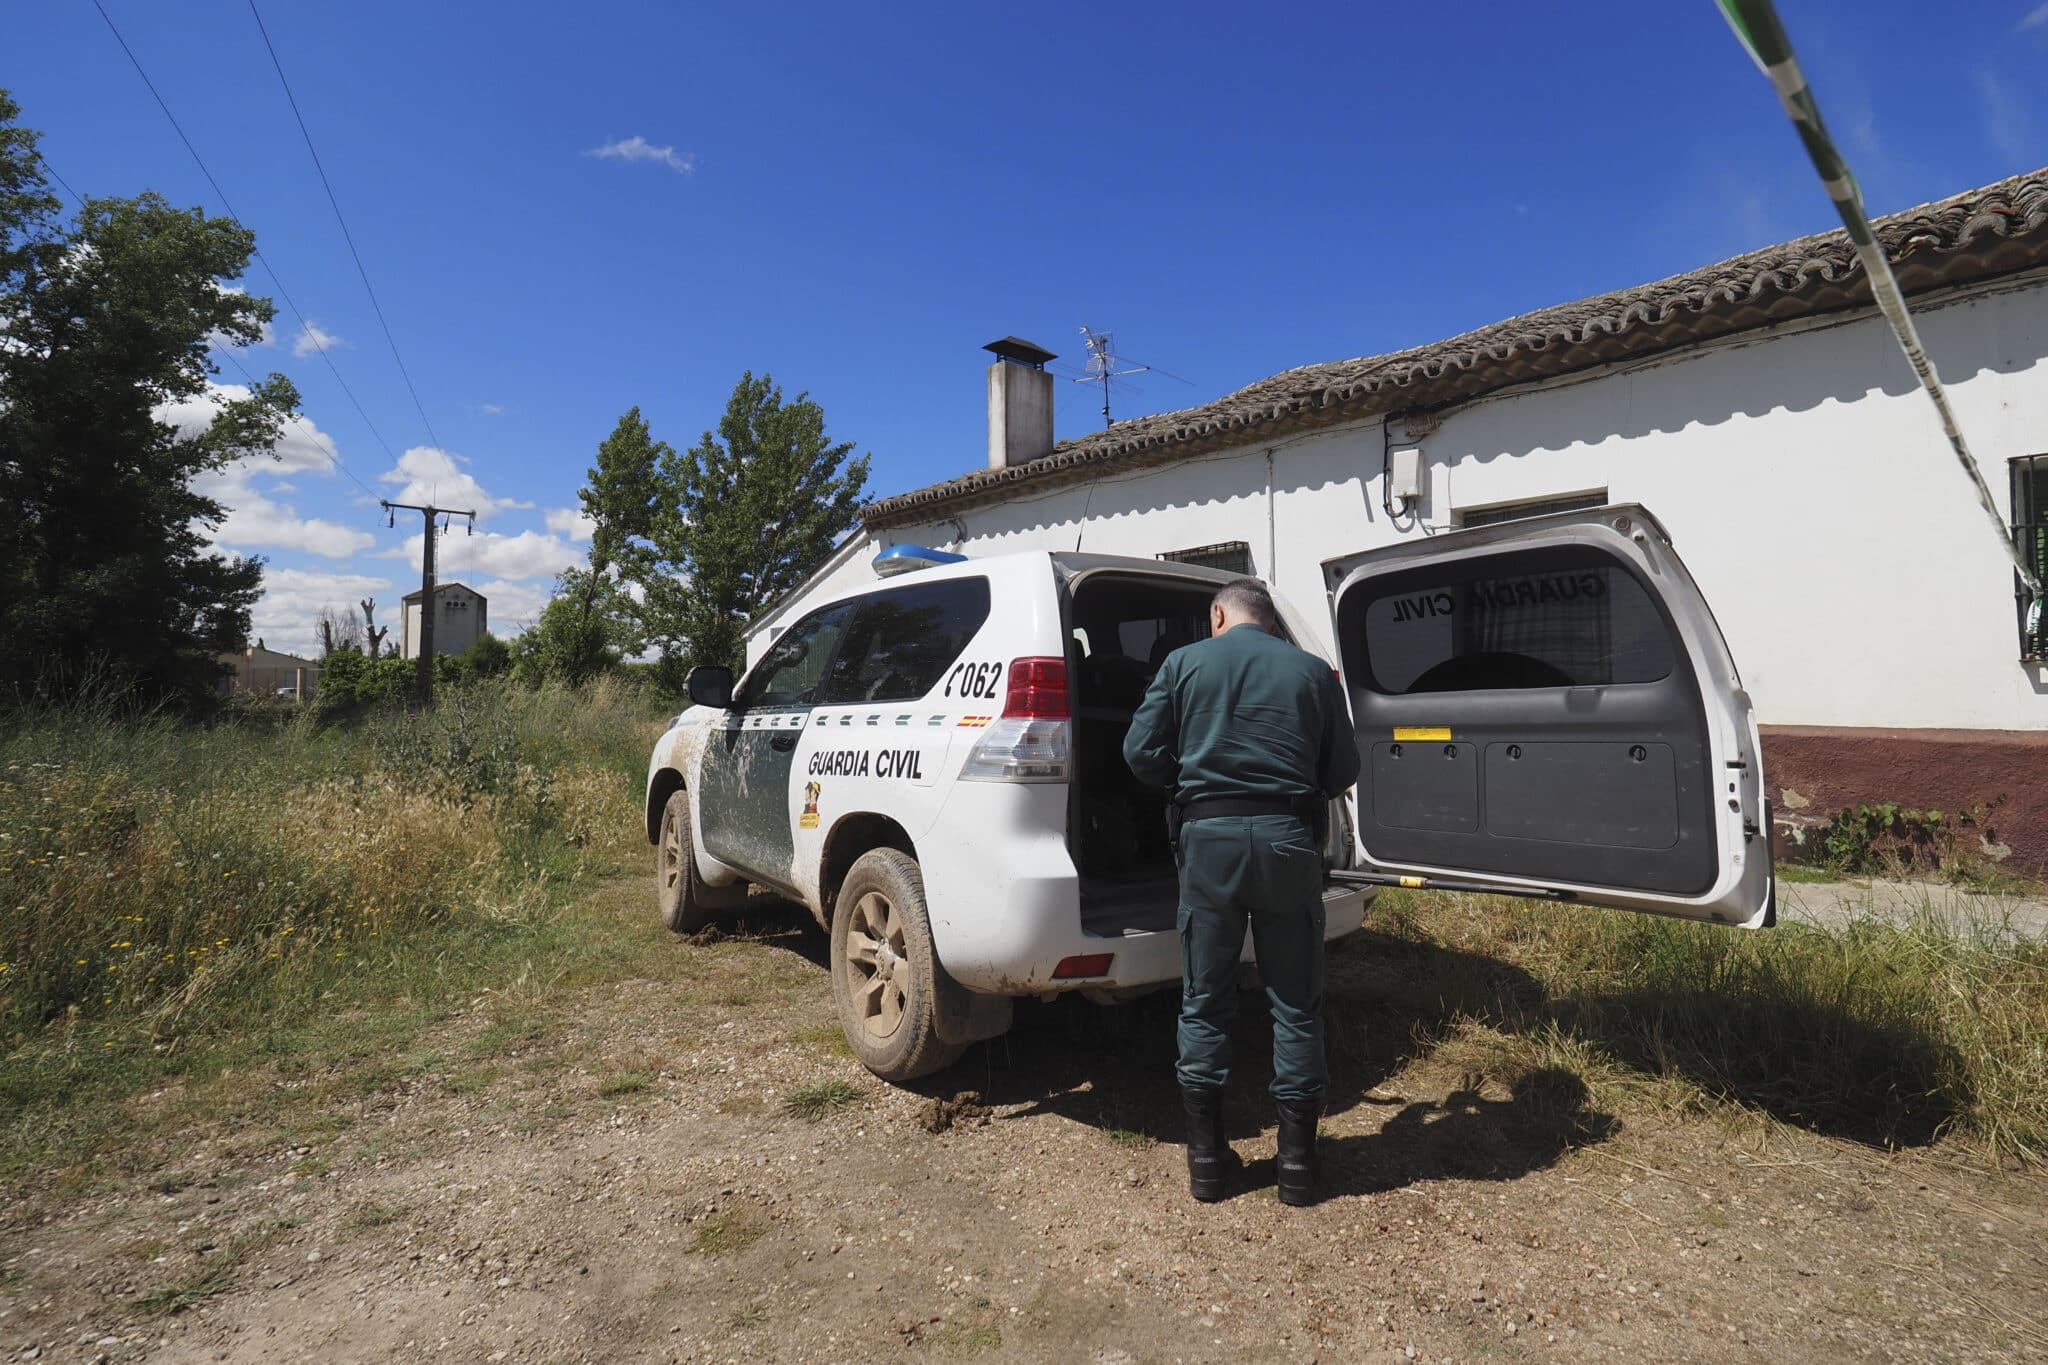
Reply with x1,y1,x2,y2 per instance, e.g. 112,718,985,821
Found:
920,783,1374,994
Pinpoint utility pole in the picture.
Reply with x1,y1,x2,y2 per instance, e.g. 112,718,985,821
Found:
381,500,475,704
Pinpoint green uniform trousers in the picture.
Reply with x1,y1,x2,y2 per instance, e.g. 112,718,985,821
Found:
1175,813,1327,1102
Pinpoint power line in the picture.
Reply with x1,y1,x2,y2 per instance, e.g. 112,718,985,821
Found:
247,0,450,470
213,346,383,503
37,155,81,206
89,0,403,469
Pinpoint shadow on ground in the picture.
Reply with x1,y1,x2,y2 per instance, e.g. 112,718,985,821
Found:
709,891,1964,1166
966,919,1964,1162
970,930,1608,1199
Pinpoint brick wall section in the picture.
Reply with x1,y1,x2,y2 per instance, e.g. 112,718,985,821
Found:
1761,726,2048,876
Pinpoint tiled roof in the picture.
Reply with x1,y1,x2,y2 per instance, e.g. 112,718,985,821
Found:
400,581,481,603
866,167,2048,529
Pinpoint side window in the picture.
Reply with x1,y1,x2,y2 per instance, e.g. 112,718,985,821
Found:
1454,489,1607,529
1159,540,1255,575
733,603,854,708
818,577,993,704
2014,455,2047,661
1345,546,1676,695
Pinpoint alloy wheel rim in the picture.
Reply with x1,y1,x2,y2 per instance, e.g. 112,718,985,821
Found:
660,810,682,901
843,890,908,1042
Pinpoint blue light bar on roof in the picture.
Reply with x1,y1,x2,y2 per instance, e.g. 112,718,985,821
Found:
873,544,968,578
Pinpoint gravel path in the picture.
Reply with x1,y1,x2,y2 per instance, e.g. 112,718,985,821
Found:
5,880,2045,1363
1777,877,2048,938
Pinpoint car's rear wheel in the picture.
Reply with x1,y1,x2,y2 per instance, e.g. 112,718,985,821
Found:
830,849,962,1083
656,789,720,934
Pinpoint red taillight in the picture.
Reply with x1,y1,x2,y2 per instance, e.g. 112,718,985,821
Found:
1053,953,1114,979
1003,656,1069,719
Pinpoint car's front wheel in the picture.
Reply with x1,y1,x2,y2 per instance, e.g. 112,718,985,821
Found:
830,849,963,1083
656,789,730,934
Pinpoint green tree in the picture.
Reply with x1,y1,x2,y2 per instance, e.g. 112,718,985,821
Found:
532,409,664,684
643,373,869,674
515,566,643,685
0,90,298,705
315,647,415,713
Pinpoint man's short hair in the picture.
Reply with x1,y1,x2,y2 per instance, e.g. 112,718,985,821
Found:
1213,578,1281,631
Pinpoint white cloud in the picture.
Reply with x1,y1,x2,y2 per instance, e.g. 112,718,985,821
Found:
291,319,344,359
2022,3,2048,30
378,446,532,519
545,506,596,541
158,383,342,476
216,484,377,557
210,284,277,349
585,135,696,175
1977,71,2035,164
162,385,376,558
468,578,557,634
384,527,579,582
246,568,397,657
480,402,505,416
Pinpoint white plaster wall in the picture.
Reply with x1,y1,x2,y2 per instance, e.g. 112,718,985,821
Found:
401,589,485,660
779,273,2048,730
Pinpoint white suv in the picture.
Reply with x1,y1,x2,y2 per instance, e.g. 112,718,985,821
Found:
645,505,1775,1082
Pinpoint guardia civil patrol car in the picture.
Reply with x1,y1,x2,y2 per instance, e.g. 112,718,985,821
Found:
645,505,1774,1082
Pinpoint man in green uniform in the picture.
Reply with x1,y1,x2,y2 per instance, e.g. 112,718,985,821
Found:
1123,578,1361,1205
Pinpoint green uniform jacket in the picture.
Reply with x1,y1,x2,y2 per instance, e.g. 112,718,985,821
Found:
1122,623,1362,805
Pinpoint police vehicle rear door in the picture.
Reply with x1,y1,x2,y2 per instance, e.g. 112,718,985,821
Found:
1324,504,1772,927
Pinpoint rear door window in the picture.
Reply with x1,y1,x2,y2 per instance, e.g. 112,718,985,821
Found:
818,576,993,704
1343,547,1676,694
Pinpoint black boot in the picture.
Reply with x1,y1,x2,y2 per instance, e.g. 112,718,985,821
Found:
1275,1098,1321,1207
1181,1085,1240,1202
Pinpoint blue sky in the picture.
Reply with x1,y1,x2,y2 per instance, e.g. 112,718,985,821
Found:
13,1,2048,654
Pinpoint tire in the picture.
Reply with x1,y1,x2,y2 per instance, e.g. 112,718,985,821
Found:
655,789,717,934
830,849,964,1083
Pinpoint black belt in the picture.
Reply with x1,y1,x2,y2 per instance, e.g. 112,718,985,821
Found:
1180,796,1312,823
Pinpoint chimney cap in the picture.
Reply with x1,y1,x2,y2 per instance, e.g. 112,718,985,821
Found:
984,336,1057,369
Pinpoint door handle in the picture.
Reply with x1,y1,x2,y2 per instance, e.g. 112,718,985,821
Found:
770,732,797,752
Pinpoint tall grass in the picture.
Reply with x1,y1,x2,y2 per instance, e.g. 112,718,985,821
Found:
1367,892,2048,1162
0,676,663,1049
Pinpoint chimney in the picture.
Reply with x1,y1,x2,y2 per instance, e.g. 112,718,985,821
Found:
983,336,1057,469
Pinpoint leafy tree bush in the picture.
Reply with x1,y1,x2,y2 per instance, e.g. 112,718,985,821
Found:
640,374,869,674
0,90,298,708
316,648,416,713
437,633,512,687
515,568,641,685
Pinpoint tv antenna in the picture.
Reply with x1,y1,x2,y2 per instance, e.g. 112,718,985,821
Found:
1074,326,1150,429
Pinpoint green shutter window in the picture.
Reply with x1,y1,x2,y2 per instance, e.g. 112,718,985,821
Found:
2016,456,2048,661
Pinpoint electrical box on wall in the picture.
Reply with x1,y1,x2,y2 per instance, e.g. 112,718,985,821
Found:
1389,444,1424,510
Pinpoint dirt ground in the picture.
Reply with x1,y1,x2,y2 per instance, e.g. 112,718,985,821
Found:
5,880,2046,1365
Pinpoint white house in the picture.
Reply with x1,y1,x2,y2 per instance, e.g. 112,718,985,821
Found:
217,643,319,700
750,168,2048,873
401,582,488,660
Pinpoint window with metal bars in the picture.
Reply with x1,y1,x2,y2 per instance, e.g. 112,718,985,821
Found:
2015,456,2048,661
1158,540,1254,575
1455,489,1609,528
